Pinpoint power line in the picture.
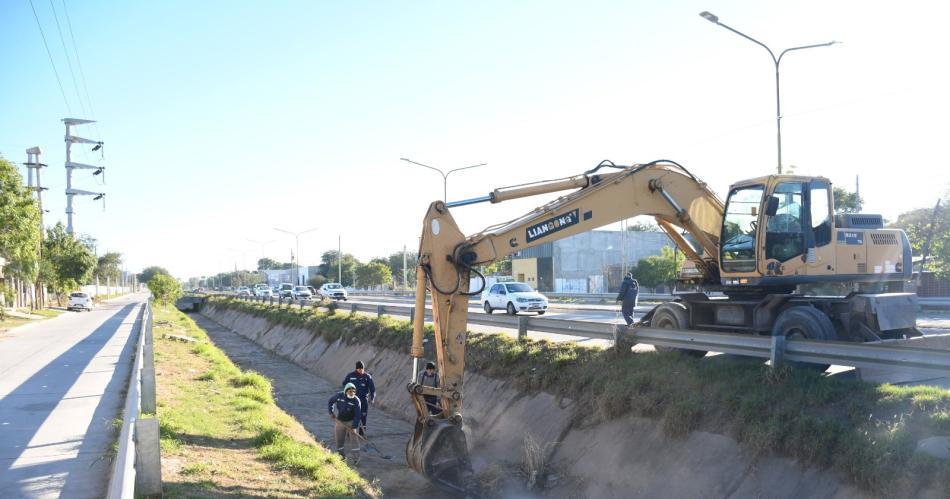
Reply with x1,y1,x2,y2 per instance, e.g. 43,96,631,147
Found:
28,0,72,115
47,0,86,117
60,0,103,141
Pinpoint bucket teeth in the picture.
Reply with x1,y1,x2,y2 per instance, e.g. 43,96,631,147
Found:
407,418,474,494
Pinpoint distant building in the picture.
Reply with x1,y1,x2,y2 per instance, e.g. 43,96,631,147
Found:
511,230,676,293
262,265,314,286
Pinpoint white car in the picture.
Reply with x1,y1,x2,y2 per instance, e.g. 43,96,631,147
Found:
483,282,548,315
319,283,348,301
254,286,272,298
236,286,252,297
68,292,93,312
291,286,312,299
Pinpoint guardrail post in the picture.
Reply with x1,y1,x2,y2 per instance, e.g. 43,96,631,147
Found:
409,307,415,324
518,316,529,340
141,366,156,414
134,418,162,496
612,324,628,354
377,304,384,318
142,305,157,413
770,335,785,369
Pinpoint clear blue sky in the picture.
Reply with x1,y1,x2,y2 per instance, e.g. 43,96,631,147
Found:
2,0,948,278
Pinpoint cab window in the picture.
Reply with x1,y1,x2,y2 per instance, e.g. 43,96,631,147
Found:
810,182,831,246
721,185,764,272
766,182,804,261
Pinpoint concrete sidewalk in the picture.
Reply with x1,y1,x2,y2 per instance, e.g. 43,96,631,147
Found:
0,294,145,498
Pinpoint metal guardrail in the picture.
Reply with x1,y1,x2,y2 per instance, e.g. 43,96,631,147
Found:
107,301,161,498
232,295,950,374
346,290,950,308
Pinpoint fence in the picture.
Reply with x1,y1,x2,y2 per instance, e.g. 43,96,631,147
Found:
106,301,161,498
232,295,950,375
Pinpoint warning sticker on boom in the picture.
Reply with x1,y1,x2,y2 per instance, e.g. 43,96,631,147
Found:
526,209,580,243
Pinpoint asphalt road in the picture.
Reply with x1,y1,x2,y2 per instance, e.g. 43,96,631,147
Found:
346,294,950,332
342,294,950,354
0,294,145,499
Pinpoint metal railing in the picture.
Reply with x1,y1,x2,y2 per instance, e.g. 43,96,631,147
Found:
231,295,950,375
344,290,950,308
107,301,161,498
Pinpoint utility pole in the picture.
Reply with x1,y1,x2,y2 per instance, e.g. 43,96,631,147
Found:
63,118,105,234
338,235,342,284
403,244,408,290
25,147,48,309
25,147,48,230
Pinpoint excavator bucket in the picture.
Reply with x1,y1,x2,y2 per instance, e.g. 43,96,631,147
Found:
406,418,474,494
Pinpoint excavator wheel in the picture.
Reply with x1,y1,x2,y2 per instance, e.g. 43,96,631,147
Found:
652,302,707,357
406,417,474,495
772,306,836,372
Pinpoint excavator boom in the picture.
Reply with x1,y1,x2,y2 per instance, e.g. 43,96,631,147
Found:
406,161,725,491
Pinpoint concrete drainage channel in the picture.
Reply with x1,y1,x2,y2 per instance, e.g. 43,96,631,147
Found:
190,302,949,499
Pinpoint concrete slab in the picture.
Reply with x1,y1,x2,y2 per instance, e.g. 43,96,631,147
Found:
0,294,144,499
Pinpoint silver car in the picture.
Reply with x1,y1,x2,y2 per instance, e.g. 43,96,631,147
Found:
291,286,312,299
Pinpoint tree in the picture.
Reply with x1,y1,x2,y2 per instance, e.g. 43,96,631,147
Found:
0,155,42,284
890,196,950,278
355,261,393,288
626,220,662,232
631,246,683,290
138,266,171,284
483,256,512,276
257,257,278,271
148,273,181,308
94,252,123,283
833,187,863,214
318,250,360,286
308,274,327,288
40,223,97,303
386,250,418,288
257,258,293,270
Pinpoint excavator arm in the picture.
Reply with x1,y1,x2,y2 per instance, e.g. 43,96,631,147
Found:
406,160,725,491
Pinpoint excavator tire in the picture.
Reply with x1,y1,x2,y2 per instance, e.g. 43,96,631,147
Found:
652,302,707,358
771,306,836,372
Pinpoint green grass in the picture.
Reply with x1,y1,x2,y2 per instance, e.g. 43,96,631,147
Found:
209,295,950,497
153,302,376,497
17,307,63,318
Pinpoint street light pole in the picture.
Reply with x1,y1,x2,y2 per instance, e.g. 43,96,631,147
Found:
400,158,487,202
699,11,838,174
274,227,318,285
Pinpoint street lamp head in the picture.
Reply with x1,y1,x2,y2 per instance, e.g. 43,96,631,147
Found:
699,11,719,24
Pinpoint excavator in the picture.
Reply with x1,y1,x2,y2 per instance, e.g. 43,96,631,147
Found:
405,159,917,492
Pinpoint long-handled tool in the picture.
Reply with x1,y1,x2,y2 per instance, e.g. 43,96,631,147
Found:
354,431,393,460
